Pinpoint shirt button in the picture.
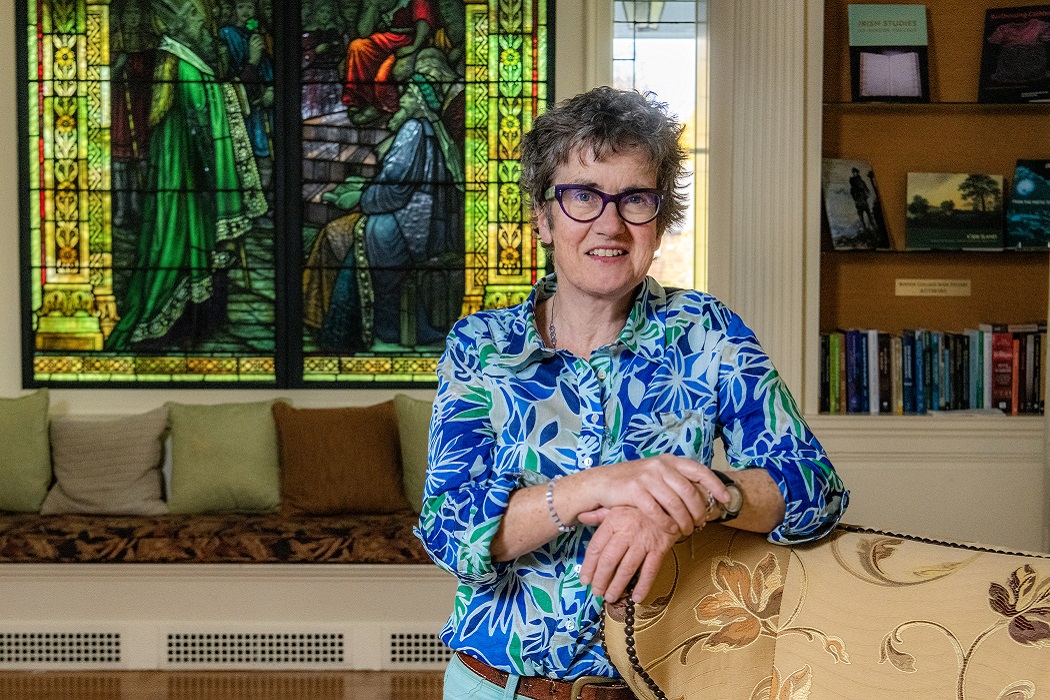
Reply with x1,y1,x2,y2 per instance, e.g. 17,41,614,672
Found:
597,369,607,380
581,457,593,468
566,619,576,632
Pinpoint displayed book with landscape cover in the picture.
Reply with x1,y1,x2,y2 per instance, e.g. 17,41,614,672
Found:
821,158,891,250
1006,159,1050,247
905,172,1004,249
978,5,1050,103
848,4,930,102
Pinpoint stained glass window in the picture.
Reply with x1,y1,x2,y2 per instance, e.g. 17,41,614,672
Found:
20,0,550,385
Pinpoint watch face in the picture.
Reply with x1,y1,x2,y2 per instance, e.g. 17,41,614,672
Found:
726,484,743,516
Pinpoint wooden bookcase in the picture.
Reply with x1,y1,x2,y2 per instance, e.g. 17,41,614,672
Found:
820,0,1050,338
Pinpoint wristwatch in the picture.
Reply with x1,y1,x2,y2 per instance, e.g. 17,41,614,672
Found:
711,470,743,522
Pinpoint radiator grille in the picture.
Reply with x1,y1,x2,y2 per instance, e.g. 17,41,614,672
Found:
166,632,345,666
0,632,121,664
389,632,453,665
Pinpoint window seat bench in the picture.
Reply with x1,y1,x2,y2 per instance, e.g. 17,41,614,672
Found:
0,511,455,672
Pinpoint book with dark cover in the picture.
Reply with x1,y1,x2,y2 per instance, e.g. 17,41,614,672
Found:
820,334,831,413
821,159,891,250
878,332,893,413
845,330,870,414
930,330,942,410
848,4,930,102
905,172,1005,250
978,5,1050,103
1006,159,1050,248
902,329,917,414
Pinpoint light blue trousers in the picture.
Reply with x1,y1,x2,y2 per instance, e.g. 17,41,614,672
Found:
443,653,522,699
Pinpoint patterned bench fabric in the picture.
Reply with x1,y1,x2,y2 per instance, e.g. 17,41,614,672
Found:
604,523,1050,700
0,512,429,564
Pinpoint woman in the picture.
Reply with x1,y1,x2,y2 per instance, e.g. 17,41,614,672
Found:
416,87,848,699
105,0,266,350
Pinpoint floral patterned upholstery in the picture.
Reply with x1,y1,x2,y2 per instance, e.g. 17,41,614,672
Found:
604,523,1050,700
0,511,429,564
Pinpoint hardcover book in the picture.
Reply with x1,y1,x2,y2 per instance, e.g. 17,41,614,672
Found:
848,4,930,102
978,5,1050,103
905,172,1005,250
1006,159,1050,248
821,158,891,250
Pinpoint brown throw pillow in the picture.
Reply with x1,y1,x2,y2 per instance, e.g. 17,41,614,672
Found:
272,401,412,514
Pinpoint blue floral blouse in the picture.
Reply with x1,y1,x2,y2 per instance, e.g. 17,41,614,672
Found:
415,275,848,680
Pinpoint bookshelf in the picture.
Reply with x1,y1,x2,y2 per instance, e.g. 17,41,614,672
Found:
800,0,1049,552
817,0,1050,414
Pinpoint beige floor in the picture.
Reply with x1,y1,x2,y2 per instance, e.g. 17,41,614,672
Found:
0,670,444,699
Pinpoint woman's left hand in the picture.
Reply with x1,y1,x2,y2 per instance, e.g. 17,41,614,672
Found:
577,506,677,603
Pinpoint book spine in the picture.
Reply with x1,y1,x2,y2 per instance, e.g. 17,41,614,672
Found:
828,332,841,414
1035,331,1044,415
991,326,1014,413
1026,331,1036,413
902,330,916,414
980,324,994,410
1012,337,1021,416
838,333,848,414
915,329,927,415
860,331,871,414
921,330,933,413
820,334,830,413
959,333,970,410
891,334,904,415
930,331,941,411
878,332,892,414
867,329,879,415
845,330,861,414
965,329,980,410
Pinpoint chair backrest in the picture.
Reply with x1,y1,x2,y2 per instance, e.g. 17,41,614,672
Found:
603,523,1050,700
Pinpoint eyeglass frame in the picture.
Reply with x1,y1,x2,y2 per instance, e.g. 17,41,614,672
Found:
543,184,668,225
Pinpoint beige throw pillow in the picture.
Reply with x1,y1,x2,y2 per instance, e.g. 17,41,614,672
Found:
41,407,169,516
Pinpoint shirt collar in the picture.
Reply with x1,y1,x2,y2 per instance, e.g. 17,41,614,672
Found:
498,274,667,370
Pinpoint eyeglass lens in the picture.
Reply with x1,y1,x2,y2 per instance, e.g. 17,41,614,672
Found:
558,186,661,224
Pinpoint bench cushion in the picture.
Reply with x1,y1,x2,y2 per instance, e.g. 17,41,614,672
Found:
0,511,429,564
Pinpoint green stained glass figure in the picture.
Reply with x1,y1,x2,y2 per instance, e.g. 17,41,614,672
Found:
106,0,268,351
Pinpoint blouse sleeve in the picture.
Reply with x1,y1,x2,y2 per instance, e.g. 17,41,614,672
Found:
714,308,849,543
414,317,519,584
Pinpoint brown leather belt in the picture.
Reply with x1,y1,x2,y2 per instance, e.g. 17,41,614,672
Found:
456,651,635,700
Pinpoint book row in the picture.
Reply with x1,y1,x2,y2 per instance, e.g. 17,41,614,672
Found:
848,4,1050,104
821,158,1050,251
819,324,1047,415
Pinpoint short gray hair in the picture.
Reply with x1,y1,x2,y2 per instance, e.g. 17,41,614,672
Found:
519,87,688,235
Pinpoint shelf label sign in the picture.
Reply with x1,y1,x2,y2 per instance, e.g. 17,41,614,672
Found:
895,278,972,297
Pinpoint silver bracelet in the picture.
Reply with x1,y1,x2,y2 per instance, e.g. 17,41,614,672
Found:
546,476,576,533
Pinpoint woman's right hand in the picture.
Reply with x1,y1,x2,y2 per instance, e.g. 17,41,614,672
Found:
577,505,678,603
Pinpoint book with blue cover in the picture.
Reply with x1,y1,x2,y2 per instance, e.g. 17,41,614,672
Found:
1006,159,1050,248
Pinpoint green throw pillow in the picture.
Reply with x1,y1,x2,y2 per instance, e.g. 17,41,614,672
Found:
166,400,281,514
0,389,51,512
394,394,433,514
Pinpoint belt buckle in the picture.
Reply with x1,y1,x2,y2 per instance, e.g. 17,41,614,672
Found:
568,675,622,700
